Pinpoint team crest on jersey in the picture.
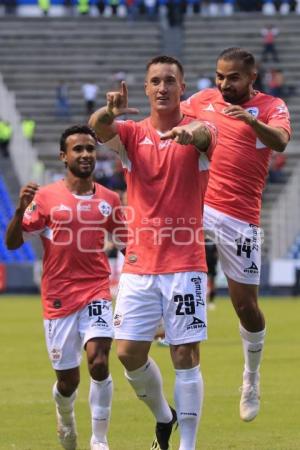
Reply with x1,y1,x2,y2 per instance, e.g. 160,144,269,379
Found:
98,200,112,217
245,107,259,118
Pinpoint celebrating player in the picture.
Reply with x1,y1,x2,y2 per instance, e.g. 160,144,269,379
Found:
181,47,291,422
6,125,126,450
89,55,217,450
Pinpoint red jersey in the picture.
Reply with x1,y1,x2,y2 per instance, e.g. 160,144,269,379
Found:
111,116,217,274
22,180,125,319
181,88,291,225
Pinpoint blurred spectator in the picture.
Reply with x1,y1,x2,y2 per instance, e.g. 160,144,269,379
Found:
223,0,236,15
208,0,226,16
94,155,114,187
268,152,287,183
64,0,75,14
262,0,276,15
125,0,139,21
0,120,12,158
77,0,90,15
167,0,185,26
108,159,127,191
296,0,300,14
55,81,71,118
264,68,284,97
81,81,98,115
94,156,126,192
110,70,127,89
3,0,17,14
22,118,36,144
109,0,120,16
279,0,291,14
186,0,201,15
197,74,213,91
237,0,261,11
96,0,106,14
261,24,280,62
145,0,157,20
38,0,50,16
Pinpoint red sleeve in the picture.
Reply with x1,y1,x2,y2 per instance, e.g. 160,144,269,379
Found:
115,120,139,159
266,98,291,138
181,92,202,118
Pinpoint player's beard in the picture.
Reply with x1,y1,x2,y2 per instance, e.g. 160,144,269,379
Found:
68,160,95,178
220,87,250,105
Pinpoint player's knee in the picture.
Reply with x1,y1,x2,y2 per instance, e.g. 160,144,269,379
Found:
117,350,146,371
117,349,133,368
235,299,259,320
171,343,199,369
57,377,80,396
88,353,109,380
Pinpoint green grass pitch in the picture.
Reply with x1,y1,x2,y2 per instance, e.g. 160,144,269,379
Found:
0,295,300,450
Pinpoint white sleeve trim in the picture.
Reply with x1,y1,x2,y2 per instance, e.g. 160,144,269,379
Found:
199,152,210,171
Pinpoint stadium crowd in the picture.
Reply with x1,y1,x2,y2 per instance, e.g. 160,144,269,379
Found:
1,0,300,17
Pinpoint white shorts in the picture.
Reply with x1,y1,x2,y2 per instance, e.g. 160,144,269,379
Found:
113,272,207,345
204,205,262,285
44,299,113,370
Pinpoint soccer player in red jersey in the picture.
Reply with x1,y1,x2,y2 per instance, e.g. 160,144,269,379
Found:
89,56,217,450
6,125,126,450
181,48,291,422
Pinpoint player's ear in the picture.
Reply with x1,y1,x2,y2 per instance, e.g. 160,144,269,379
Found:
251,69,257,84
180,81,186,97
60,151,66,163
144,80,149,97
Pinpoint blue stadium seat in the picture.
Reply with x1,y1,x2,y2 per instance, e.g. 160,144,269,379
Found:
0,177,36,263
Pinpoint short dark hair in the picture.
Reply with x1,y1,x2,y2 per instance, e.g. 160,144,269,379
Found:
146,55,184,78
60,124,98,153
217,48,256,71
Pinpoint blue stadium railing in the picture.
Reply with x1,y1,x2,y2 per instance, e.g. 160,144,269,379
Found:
0,177,36,263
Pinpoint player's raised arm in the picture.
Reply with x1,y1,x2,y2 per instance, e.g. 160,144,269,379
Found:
161,120,215,152
88,81,139,144
6,182,39,250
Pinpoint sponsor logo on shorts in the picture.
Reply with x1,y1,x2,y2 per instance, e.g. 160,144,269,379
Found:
244,262,259,274
91,316,108,328
50,348,62,362
249,224,260,251
113,313,123,327
191,276,205,306
187,316,206,330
